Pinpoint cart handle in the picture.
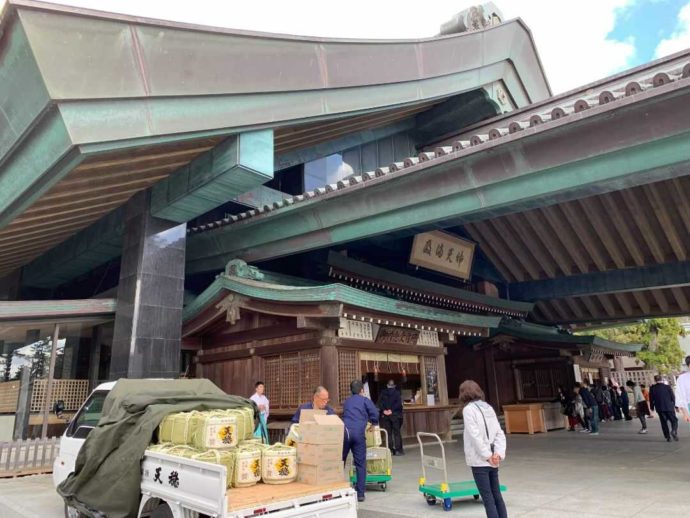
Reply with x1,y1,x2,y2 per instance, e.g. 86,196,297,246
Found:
416,432,448,485
379,426,389,450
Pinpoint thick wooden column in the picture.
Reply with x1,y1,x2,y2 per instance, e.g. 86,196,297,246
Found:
484,346,500,412
320,340,339,405
436,351,449,405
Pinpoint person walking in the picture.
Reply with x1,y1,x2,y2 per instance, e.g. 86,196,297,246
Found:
609,382,623,421
572,387,587,431
377,379,404,455
649,375,679,442
577,382,599,435
250,381,269,439
460,380,507,518
342,380,379,502
620,385,633,421
641,383,654,419
675,355,690,425
628,380,648,434
601,383,613,421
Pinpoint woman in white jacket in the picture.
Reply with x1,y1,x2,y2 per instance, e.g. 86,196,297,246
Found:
460,380,507,518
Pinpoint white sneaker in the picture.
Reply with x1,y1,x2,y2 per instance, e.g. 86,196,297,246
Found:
590,432,599,436
638,429,648,434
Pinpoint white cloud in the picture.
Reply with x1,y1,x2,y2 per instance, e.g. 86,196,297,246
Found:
655,2,690,58
22,0,637,94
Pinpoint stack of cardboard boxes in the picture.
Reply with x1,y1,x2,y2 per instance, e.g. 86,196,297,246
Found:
296,410,345,485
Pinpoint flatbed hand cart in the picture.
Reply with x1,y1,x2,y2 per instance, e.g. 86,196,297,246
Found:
416,432,506,512
349,427,392,491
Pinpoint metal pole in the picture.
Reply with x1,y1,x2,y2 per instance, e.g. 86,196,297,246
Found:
41,323,60,439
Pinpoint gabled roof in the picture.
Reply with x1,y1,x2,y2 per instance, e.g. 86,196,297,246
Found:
183,273,501,334
327,251,533,317
483,319,642,354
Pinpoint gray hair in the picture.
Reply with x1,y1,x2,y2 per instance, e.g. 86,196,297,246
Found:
313,386,328,396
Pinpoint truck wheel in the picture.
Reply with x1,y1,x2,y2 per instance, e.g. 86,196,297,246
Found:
473,494,480,501
443,498,452,511
425,495,437,506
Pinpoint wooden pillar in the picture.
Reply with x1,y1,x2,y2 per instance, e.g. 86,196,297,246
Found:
436,351,449,405
320,344,339,405
484,346,500,412
41,323,60,439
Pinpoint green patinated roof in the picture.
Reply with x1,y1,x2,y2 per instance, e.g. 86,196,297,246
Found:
183,274,501,330
327,251,533,315
486,319,643,353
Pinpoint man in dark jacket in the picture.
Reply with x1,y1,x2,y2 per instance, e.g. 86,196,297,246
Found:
619,385,632,420
577,382,599,435
649,375,679,442
343,380,379,502
377,379,404,455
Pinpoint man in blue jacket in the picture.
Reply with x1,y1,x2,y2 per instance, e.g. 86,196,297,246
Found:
291,386,336,423
649,375,678,442
343,380,379,502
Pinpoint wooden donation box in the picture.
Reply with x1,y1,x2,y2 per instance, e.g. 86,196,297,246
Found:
502,404,547,434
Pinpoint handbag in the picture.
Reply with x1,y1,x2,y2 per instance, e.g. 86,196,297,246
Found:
473,403,495,454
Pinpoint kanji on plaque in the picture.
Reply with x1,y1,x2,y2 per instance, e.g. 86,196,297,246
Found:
410,231,475,280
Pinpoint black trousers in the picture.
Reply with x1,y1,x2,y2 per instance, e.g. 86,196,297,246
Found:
380,414,403,452
471,466,507,518
657,410,678,439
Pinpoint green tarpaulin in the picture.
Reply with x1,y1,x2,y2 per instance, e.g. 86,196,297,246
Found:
57,379,257,517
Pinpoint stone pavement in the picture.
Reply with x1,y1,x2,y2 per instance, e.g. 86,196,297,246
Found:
359,417,690,517
1,417,689,517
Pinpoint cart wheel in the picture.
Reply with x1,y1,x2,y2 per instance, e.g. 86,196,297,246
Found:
443,498,452,511
425,495,437,506
379,482,387,491
473,495,480,501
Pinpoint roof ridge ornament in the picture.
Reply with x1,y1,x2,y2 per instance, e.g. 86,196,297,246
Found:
438,3,503,35
225,259,264,280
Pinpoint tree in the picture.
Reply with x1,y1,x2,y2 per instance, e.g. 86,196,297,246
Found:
588,318,685,374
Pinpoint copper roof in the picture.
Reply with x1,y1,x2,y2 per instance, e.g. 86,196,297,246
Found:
188,52,690,235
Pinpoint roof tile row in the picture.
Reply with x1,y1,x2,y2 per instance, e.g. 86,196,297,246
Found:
189,59,690,235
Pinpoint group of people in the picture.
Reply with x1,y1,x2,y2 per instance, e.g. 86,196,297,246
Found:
558,373,686,442
250,379,396,502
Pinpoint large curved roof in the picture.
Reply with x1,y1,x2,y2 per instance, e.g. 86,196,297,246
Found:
0,0,550,278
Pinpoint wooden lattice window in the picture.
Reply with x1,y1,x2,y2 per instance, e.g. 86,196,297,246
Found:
30,379,89,412
300,352,321,403
338,350,359,404
263,351,321,408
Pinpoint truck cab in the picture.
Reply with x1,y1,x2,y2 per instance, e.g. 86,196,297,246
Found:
52,382,115,488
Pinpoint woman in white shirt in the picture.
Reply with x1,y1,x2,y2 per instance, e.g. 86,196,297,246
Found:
460,380,507,518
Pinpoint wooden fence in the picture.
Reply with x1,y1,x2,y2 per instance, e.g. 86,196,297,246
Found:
0,381,20,413
0,436,60,478
611,370,656,387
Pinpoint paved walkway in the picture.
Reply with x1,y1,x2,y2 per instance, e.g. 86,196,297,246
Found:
360,417,690,517
1,417,689,517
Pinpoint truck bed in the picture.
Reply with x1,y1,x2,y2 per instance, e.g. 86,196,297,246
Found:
227,481,352,512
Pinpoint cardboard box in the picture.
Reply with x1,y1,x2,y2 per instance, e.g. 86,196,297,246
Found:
299,410,344,445
297,463,345,485
297,442,342,465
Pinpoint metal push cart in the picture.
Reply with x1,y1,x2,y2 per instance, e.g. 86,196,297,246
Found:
349,427,392,491
416,432,506,512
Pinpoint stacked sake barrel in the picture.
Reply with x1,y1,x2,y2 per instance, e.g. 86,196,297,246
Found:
153,408,297,488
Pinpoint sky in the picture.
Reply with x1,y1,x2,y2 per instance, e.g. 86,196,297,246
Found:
1,0,689,93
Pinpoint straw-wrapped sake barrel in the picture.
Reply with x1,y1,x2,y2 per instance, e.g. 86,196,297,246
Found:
261,443,298,485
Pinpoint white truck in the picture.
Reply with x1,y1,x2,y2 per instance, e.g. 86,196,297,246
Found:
53,382,357,518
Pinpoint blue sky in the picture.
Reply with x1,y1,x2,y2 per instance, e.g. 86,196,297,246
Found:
610,0,689,64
